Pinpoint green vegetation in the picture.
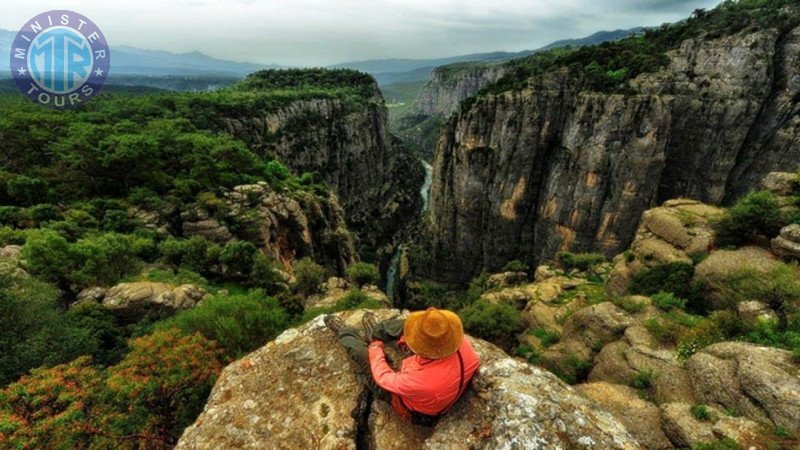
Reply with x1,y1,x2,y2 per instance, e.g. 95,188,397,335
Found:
479,0,800,96
158,292,290,357
691,404,714,421
556,252,606,272
346,262,380,287
651,292,688,311
502,260,530,272
629,262,696,299
714,190,785,247
459,299,523,350
630,369,655,390
0,67,382,447
0,329,222,449
692,438,740,450
292,257,328,296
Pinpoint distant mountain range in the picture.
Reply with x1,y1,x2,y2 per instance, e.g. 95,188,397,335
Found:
0,27,643,88
0,29,281,77
333,28,646,85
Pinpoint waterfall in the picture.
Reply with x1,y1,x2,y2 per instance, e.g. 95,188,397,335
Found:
385,159,433,299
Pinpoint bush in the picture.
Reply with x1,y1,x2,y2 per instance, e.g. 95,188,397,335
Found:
459,299,523,349
220,240,258,277
714,190,785,247
630,369,655,390
502,260,529,272
299,289,383,323
249,253,284,292
6,175,49,206
691,404,713,421
158,236,221,274
651,292,688,310
292,257,327,296
716,264,800,310
557,252,606,271
106,329,223,446
161,291,290,357
629,262,697,300
345,262,379,287
531,327,560,347
0,268,99,385
0,357,109,449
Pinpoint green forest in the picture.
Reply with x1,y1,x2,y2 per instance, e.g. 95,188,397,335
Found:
0,69,385,448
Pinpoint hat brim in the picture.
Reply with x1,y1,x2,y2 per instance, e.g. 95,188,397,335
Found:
404,309,464,359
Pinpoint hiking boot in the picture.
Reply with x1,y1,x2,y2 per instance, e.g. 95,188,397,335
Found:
362,311,378,342
324,315,345,334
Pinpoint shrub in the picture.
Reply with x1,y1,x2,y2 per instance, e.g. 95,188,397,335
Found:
220,240,258,277
630,369,655,390
27,204,61,224
299,289,383,323
345,262,380,287
629,262,697,300
716,264,800,310
651,292,688,310
0,268,99,385
502,260,529,272
249,253,284,292
459,299,523,349
465,271,491,303
158,236,221,274
557,252,606,271
6,175,49,206
0,357,109,449
531,328,560,347
161,291,290,357
714,190,785,247
106,329,223,445
292,257,327,296
692,438,740,450
612,296,647,314
691,404,713,421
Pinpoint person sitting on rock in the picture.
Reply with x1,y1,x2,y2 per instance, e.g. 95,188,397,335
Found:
324,307,480,426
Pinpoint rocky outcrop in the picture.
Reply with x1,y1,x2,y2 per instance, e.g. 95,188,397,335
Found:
413,63,506,117
76,282,208,320
577,382,673,449
223,83,424,250
176,309,640,449
685,342,800,436
224,182,356,274
607,199,722,295
304,277,391,310
772,223,800,260
422,23,800,283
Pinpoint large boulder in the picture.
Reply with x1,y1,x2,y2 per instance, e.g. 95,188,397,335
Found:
176,309,640,449
304,277,391,310
577,382,673,449
693,247,783,307
685,342,800,436
771,223,800,260
607,200,722,295
99,282,208,320
541,302,634,380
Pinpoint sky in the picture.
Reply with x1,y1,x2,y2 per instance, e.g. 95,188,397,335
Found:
0,0,724,66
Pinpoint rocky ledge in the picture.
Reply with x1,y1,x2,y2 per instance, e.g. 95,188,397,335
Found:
176,309,638,449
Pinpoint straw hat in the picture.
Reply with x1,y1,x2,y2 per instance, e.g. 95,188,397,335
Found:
404,308,464,359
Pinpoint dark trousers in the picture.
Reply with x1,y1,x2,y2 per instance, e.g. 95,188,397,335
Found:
336,318,405,400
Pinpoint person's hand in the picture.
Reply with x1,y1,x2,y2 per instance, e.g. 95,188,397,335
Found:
368,340,384,350
397,335,408,351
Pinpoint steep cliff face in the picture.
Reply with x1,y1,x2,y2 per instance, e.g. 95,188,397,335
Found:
413,63,506,117
423,25,800,283
223,83,424,251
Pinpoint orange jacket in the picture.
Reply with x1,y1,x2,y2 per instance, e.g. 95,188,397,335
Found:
367,337,480,416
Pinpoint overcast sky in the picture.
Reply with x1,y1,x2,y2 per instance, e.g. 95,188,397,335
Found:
0,0,723,66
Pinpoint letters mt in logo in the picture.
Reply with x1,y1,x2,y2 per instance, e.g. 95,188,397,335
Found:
10,10,110,109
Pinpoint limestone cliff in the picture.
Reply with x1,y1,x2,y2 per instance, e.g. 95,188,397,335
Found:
413,63,506,118
176,309,639,449
223,77,424,251
422,23,800,283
